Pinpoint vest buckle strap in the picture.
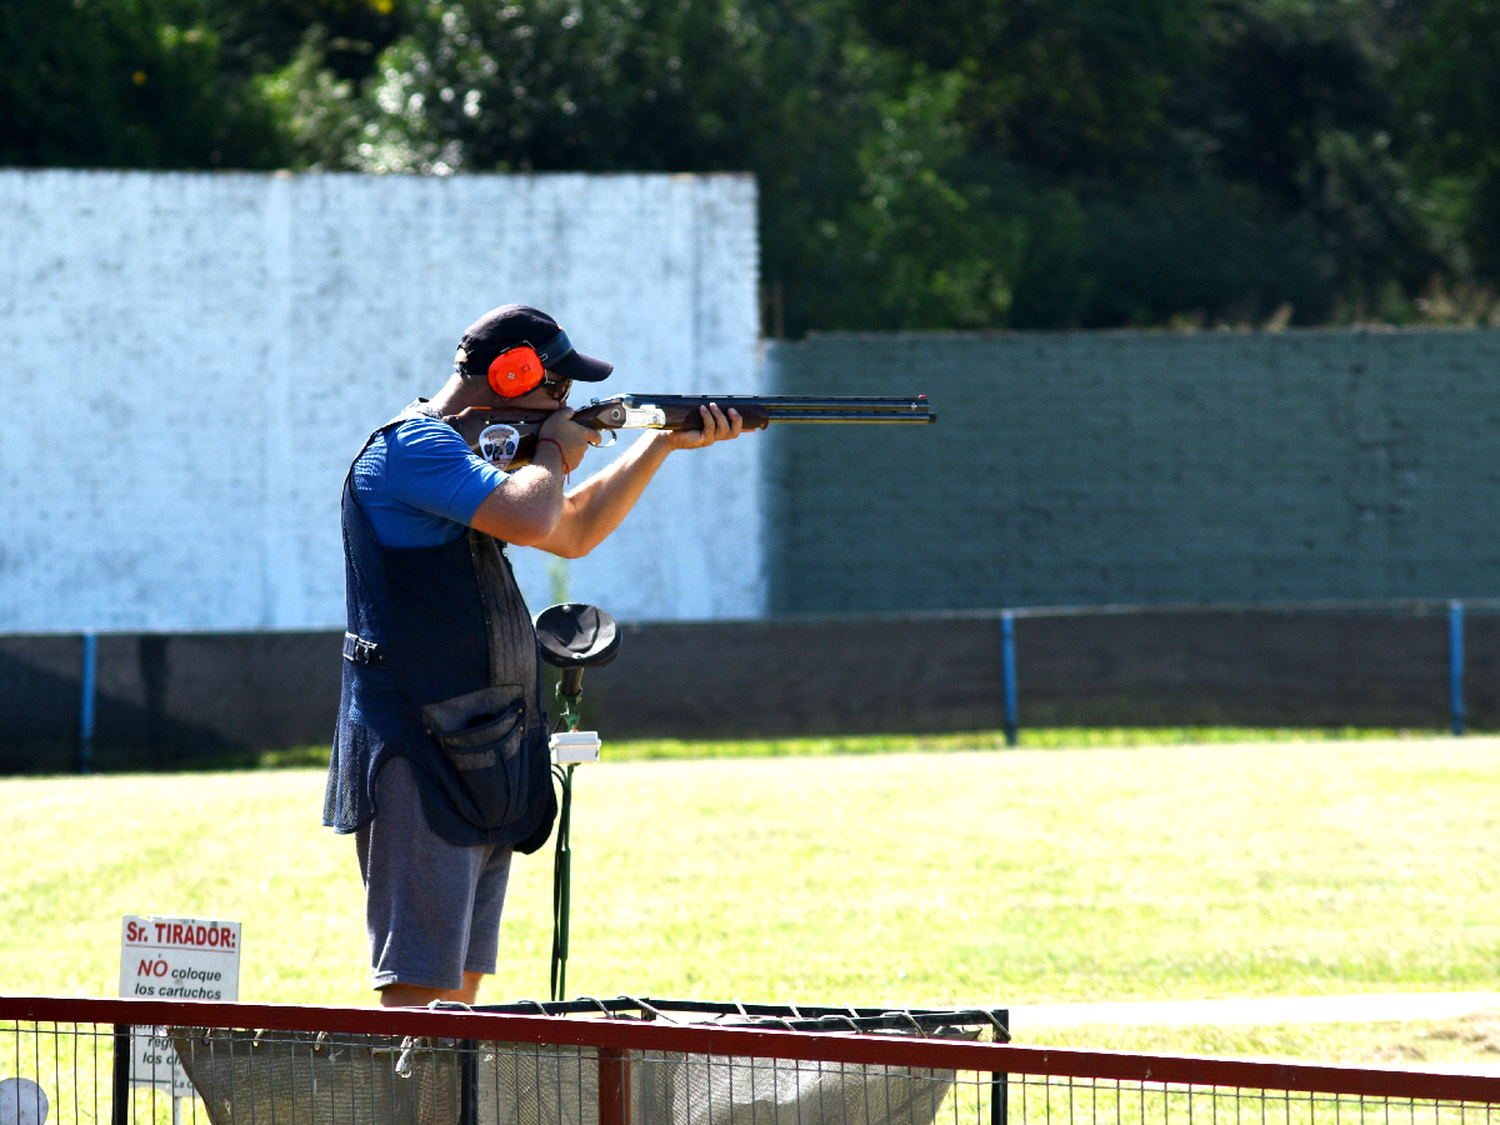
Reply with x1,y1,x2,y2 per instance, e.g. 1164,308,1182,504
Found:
343,632,385,666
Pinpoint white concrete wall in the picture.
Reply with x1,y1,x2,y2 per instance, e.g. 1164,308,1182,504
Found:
0,169,762,633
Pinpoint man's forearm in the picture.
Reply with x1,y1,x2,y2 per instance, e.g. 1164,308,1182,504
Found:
469,445,570,545
533,431,675,558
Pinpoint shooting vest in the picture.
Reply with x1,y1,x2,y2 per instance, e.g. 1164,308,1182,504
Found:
323,404,556,852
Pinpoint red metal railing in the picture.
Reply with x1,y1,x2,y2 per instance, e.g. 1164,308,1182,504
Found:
2,1002,1500,1122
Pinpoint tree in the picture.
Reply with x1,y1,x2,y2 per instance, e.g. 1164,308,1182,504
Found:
0,0,284,168
855,0,1202,182
9,0,1495,330
1402,0,1500,281
267,0,988,333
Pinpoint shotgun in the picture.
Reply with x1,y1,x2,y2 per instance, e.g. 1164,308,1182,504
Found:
444,394,935,470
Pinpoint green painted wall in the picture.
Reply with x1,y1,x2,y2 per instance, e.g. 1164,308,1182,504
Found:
763,329,1500,613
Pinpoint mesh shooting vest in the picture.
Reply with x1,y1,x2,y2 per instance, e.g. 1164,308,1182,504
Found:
323,405,556,852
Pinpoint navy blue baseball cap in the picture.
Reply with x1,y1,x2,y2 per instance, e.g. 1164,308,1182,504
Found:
455,305,613,383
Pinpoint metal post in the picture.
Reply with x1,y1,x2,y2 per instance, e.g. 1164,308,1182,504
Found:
598,1046,631,1125
990,1072,1008,1125
550,764,575,1002
459,1042,478,1125
1001,612,1018,747
1450,601,1465,737
990,1008,1011,1125
80,633,98,772
112,1025,131,1125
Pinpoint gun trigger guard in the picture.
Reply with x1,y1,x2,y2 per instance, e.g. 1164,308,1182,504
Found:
595,430,618,449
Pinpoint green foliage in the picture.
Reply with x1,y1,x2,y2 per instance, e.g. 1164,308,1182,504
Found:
201,0,412,80
1401,0,1500,278
0,0,284,168
856,0,1202,181
9,0,1500,332
254,27,365,166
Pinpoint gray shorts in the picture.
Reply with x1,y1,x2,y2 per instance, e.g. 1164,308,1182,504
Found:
355,755,514,992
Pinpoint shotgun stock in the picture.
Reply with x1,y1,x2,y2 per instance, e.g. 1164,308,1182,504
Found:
445,394,935,470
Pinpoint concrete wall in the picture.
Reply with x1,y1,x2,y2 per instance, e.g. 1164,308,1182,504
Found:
5,605,1490,772
764,329,1500,613
13,193,1500,763
0,169,760,634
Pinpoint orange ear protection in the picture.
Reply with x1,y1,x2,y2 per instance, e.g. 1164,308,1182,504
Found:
487,344,546,397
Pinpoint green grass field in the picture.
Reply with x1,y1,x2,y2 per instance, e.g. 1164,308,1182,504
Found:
5,735,1499,1066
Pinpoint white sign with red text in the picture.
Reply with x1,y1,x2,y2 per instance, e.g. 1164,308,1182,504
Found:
120,915,241,1094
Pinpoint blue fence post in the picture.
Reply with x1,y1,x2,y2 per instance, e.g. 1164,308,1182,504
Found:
80,632,98,772
1450,601,1465,737
1001,611,1018,747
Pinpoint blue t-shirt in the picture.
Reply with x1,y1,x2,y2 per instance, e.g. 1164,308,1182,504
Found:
352,414,510,548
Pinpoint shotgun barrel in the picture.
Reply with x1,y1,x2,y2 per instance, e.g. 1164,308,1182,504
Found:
583,394,936,429
444,393,935,469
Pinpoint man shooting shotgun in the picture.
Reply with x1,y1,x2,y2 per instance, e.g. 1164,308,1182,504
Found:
446,394,936,469
325,302,935,1009
325,304,749,1009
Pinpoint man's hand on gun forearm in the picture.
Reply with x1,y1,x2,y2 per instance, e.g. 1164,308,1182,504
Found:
534,403,744,558
659,403,744,451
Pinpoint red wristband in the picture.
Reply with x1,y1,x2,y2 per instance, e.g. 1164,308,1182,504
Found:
537,437,571,475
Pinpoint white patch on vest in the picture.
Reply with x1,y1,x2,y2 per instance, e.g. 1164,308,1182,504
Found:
478,423,521,469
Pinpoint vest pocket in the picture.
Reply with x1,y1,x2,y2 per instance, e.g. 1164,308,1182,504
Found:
421,684,530,828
